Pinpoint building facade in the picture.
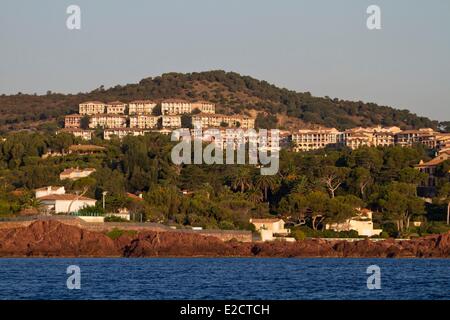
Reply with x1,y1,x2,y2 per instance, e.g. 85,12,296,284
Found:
161,100,192,115
291,128,341,152
192,101,216,114
162,115,182,128
79,101,106,115
35,186,66,199
129,115,159,129
58,128,93,140
128,100,157,114
64,115,83,128
105,101,127,114
103,128,151,140
89,114,127,129
39,194,97,214
191,113,255,129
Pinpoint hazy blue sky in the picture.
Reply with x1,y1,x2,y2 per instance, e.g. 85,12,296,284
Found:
0,0,449,120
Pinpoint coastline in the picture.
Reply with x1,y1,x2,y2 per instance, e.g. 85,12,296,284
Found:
0,220,449,259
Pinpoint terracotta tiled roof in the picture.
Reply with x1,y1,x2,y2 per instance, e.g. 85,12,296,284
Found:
106,101,126,105
416,153,450,167
130,100,156,104
35,186,63,191
80,101,104,104
60,128,92,133
162,99,192,103
38,194,96,201
60,168,96,175
68,144,106,152
250,218,283,223
126,192,144,201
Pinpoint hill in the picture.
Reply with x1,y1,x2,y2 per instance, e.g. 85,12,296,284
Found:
0,70,440,133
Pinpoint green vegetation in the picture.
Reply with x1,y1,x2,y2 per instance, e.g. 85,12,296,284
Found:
105,216,130,222
0,129,449,237
0,71,440,133
75,205,104,216
106,228,137,240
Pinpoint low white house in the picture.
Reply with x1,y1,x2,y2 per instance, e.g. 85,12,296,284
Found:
325,209,382,237
105,208,131,221
60,167,96,180
250,218,292,241
35,186,66,199
39,194,97,214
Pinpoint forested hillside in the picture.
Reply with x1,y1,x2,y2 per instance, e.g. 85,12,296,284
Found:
0,70,440,133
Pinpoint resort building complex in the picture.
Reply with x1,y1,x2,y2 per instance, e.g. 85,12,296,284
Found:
62,100,449,153
291,126,450,152
63,99,255,140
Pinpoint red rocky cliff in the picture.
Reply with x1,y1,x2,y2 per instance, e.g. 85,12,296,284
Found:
0,221,449,258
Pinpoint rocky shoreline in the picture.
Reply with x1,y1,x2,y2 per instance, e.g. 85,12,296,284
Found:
0,220,449,258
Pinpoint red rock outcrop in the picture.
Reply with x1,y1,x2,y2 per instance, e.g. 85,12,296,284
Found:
0,221,449,258
0,220,119,257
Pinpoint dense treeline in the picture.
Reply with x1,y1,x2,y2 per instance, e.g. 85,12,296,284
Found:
0,71,442,133
1,131,449,238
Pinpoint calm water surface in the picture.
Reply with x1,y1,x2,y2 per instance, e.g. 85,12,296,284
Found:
0,258,448,300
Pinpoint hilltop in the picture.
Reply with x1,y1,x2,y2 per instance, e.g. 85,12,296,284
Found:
0,70,440,133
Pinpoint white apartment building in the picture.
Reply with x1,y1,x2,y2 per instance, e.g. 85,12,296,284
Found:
58,128,93,140
192,101,216,114
129,115,160,129
64,115,83,128
291,128,341,152
106,101,127,114
162,115,182,128
89,114,127,129
395,128,436,147
128,100,157,114
79,101,106,115
191,113,255,129
103,128,152,140
343,126,401,150
161,100,192,115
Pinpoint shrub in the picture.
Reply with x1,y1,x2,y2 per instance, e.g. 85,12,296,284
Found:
106,228,137,240
291,229,306,241
105,216,129,222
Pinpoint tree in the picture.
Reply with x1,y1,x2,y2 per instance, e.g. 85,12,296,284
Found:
180,114,193,129
25,197,44,215
350,167,372,199
254,174,278,201
300,191,330,230
246,187,263,203
380,183,425,232
320,166,349,198
436,182,450,225
80,115,90,130
67,177,97,214
230,168,253,193
398,167,427,185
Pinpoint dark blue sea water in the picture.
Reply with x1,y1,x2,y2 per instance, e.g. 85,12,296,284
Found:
0,258,448,300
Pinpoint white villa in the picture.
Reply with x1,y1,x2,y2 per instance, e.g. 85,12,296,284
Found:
250,218,293,242
35,186,66,199
59,167,96,180
325,209,382,237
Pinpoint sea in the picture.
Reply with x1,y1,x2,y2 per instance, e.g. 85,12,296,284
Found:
0,258,448,300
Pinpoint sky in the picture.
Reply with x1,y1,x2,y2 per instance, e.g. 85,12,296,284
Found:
0,0,449,121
